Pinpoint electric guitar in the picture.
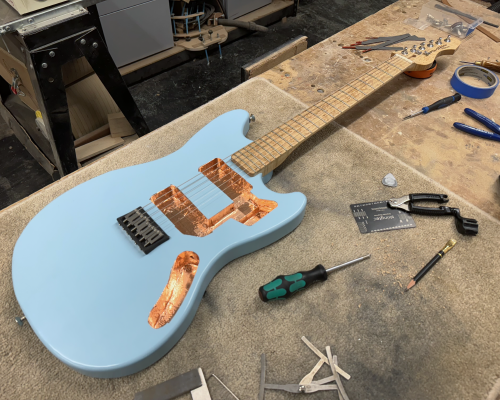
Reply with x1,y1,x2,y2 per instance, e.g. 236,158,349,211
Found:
12,38,460,378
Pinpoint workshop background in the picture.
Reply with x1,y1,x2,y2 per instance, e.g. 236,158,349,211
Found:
0,0,397,209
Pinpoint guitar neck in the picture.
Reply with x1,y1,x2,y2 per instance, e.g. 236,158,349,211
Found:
232,54,414,177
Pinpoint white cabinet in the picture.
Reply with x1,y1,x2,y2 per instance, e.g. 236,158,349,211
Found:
223,0,272,19
98,0,174,68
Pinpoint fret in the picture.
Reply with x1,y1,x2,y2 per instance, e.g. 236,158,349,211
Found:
233,153,256,173
386,61,403,71
278,126,301,143
239,148,263,168
321,99,342,113
300,112,322,128
290,118,313,135
347,83,367,96
375,66,394,78
330,95,350,108
307,109,329,124
339,88,360,102
273,130,294,147
252,141,274,161
366,72,384,84
286,121,309,138
261,136,284,155
356,78,375,90
313,104,336,120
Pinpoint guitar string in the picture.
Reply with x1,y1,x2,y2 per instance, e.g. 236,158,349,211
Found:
147,59,404,228
138,58,408,234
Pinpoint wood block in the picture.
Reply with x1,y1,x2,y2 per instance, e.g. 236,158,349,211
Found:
66,74,120,139
75,135,124,162
241,35,308,82
74,124,110,148
108,113,136,138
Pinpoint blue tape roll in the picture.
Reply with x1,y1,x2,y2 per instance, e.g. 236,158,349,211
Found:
451,66,499,99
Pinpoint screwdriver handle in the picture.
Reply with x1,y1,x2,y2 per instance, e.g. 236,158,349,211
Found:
258,265,327,302
478,61,500,73
422,93,461,114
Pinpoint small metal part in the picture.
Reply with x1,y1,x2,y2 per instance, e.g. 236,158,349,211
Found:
424,51,430,56
5,26,11,32
49,51,55,57
210,375,240,400
80,39,86,45
401,47,408,55
436,37,442,45
325,254,371,273
92,42,98,48
208,29,213,40
133,368,202,400
427,40,434,48
410,45,417,53
15,316,26,326
298,385,306,393
41,63,48,69
249,114,256,123
27,18,34,24
445,35,451,42
190,368,211,400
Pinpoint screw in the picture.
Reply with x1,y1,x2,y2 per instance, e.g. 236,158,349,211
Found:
5,26,11,31
249,114,256,123
208,29,213,39
80,39,86,45
15,316,26,326
49,51,55,57
41,63,48,68
298,385,306,393
92,42,98,48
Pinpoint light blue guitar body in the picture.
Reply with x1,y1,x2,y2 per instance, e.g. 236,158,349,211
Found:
12,110,307,378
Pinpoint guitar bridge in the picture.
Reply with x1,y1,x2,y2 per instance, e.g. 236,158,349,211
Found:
117,207,169,254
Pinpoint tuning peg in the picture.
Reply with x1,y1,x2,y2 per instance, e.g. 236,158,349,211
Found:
427,39,434,48
436,37,442,45
401,47,408,55
444,35,451,43
410,45,417,53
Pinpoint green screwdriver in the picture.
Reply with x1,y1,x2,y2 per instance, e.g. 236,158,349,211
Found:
258,254,371,302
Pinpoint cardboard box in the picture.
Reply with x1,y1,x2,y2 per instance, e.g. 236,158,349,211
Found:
5,0,69,15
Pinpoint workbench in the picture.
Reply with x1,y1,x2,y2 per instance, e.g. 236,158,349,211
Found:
260,0,500,220
0,0,150,177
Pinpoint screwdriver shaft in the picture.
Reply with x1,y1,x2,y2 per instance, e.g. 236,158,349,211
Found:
326,254,371,273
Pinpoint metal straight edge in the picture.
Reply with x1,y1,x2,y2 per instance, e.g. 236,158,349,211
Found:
258,354,266,400
133,368,202,400
0,0,99,34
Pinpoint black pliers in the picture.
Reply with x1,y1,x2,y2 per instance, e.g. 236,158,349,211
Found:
388,193,478,236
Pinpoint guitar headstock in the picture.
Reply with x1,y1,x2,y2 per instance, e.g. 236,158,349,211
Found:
395,35,461,71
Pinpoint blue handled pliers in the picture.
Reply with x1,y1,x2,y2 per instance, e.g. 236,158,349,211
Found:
454,108,500,142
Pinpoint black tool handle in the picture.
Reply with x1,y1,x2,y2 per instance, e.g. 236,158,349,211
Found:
258,265,328,302
423,93,461,114
409,205,454,216
409,193,449,203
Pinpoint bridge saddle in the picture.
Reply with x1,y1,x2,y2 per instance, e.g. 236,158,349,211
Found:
117,207,169,254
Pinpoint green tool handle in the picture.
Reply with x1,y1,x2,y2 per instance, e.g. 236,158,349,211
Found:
258,265,328,302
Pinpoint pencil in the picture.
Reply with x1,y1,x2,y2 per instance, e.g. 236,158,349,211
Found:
405,239,457,292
